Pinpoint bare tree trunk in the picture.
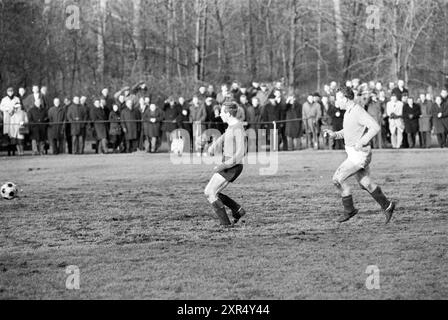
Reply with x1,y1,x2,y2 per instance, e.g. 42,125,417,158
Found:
317,0,322,91
215,0,230,82
133,0,143,75
333,0,344,75
200,2,208,81
194,0,202,81
166,0,172,79
248,0,257,80
281,35,287,82
266,14,274,79
444,2,448,82
288,0,297,90
173,1,182,79
43,0,52,86
97,0,107,86
390,0,400,81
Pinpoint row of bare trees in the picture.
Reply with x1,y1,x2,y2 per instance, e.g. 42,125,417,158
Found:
0,0,447,98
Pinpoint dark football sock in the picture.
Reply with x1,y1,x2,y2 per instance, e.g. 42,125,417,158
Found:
212,200,231,226
217,193,241,213
370,187,391,210
342,195,356,213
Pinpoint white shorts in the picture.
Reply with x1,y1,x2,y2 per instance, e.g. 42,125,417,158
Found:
345,146,372,169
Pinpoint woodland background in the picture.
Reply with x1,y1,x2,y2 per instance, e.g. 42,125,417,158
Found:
1,0,447,99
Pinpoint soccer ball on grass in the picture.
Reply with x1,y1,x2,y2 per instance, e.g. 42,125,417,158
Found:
1,182,19,200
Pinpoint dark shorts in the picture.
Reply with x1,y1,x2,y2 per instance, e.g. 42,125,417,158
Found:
218,164,243,183
10,138,24,145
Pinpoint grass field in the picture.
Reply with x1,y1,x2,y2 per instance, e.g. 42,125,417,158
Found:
0,149,447,300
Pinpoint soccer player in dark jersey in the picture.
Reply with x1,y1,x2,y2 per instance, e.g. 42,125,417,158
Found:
204,102,247,227
324,87,396,224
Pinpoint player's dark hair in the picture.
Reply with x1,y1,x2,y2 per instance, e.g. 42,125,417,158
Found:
336,86,355,101
223,101,238,117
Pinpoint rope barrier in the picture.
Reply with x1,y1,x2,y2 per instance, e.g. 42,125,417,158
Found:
0,116,433,127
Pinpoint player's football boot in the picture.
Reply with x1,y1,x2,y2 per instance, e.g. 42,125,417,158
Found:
212,201,232,226
384,201,396,225
232,208,246,225
337,209,359,223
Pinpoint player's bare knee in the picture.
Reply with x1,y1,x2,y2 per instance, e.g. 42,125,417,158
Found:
332,176,342,189
204,188,217,203
358,179,374,193
204,187,212,198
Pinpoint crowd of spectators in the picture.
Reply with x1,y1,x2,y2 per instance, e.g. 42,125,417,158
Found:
1,78,448,156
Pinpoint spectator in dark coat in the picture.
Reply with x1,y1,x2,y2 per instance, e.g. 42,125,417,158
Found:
135,97,147,151
47,98,66,155
177,97,192,151
247,82,261,100
101,88,114,118
23,85,40,113
143,104,164,153
366,93,384,149
442,89,448,136
100,97,111,134
285,96,303,151
391,80,409,102
121,99,139,153
90,99,108,154
247,97,263,151
66,96,88,154
162,98,180,152
108,104,123,153
80,96,91,154
40,86,50,112
209,100,225,134
262,95,280,142
206,85,217,100
250,97,263,130
320,96,333,149
63,98,73,154
431,96,448,148
239,95,252,122
231,82,242,103
244,98,256,130
198,86,208,102
18,87,26,103
403,97,421,148
131,81,149,104
204,97,216,129
327,100,345,150
28,98,48,155
116,95,127,111
419,94,433,148
378,91,390,147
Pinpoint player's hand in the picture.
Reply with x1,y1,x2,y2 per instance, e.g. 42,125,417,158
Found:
208,146,214,156
354,142,364,151
438,112,442,118
323,129,336,138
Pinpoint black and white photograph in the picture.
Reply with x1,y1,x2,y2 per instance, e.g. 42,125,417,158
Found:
0,0,447,305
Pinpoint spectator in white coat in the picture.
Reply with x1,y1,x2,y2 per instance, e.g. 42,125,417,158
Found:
386,93,405,149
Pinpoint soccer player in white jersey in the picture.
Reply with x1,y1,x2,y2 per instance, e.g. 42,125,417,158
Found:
204,102,247,227
324,87,396,224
